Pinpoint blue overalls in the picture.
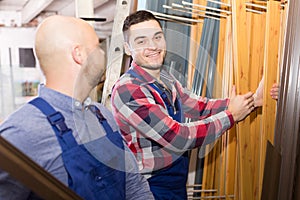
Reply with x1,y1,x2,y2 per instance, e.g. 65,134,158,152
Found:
127,69,189,200
29,98,125,200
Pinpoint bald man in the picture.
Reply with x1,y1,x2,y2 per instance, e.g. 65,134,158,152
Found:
0,15,153,200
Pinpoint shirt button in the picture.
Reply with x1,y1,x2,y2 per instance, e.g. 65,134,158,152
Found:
74,101,81,107
138,161,143,170
95,176,102,181
85,97,92,105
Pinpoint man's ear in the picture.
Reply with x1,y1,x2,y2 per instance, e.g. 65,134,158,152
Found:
72,45,83,64
124,43,132,56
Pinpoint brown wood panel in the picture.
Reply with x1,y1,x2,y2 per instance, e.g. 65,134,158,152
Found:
259,1,282,199
293,129,300,200
225,128,237,200
201,144,216,198
248,9,266,200
261,141,281,200
221,13,237,200
262,0,281,149
274,0,300,199
231,0,254,199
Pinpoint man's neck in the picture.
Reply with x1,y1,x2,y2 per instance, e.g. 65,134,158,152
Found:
45,81,73,99
73,75,93,103
133,62,161,80
142,68,161,80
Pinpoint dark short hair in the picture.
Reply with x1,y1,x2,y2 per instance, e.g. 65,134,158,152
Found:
122,10,162,41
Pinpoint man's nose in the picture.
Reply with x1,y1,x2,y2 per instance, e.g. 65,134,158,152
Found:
147,39,157,49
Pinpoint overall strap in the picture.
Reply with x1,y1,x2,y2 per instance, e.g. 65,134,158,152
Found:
149,83,177,118
29,97,77,151
127,69,182,122
88,105,114,134
88,105,123,148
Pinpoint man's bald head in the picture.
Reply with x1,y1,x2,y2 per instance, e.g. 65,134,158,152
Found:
34,15,105,101
35,15,97,76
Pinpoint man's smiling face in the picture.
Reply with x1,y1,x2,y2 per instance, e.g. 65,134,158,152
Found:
125,20,167,70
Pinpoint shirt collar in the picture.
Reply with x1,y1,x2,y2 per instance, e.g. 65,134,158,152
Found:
74,97,92,110
38,84,92,112
131,62,156,84
131,62,176,85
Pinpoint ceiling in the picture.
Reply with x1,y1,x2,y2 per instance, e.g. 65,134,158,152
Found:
0,0,117,37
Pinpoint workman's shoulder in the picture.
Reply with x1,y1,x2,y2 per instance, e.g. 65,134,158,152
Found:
1,103,43,129
113,74,145,92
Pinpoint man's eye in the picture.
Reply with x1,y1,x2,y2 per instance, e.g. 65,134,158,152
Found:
154,35,162,40
137,40,145,45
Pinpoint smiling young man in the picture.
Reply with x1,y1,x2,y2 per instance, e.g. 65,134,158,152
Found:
111,10,255,200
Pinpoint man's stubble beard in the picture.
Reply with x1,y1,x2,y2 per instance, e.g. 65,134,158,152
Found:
141,64,162,71
140,52,166,71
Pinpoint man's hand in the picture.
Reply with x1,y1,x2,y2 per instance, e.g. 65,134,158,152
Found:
270,83,279,100
228,86,255,122
253,77,279,107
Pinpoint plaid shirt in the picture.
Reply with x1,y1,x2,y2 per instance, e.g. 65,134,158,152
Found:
111,63,234,177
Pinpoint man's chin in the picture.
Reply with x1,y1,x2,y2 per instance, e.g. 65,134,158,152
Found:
141,64,162,70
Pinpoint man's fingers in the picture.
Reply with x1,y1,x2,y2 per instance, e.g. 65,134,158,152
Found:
244,92,254,99
250,102,255,110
